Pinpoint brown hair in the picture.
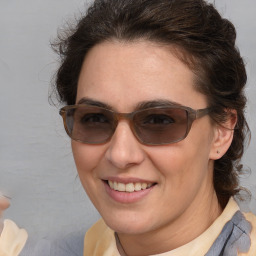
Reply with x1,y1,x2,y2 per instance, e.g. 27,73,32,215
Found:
52,0,250,203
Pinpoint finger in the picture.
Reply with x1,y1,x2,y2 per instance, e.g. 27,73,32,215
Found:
0,194,10,211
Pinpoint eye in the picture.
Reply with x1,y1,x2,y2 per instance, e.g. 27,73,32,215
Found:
80,113,109,124
143,114,175,125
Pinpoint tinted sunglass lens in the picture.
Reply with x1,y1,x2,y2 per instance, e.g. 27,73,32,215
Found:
133,108,188,145
66,106,115,144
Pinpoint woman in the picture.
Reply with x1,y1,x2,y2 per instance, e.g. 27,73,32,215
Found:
54,0,256,255
1,0,255,255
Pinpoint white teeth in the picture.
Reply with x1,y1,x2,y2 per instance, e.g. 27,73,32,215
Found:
126,183,135,192
142,183,147,189
114,181,118,190
134,182,142,191
109,180,113,188
108,180,154,192
117,182,126,192
147,183,153,188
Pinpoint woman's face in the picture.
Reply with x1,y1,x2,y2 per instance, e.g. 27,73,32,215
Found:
72,41,218,236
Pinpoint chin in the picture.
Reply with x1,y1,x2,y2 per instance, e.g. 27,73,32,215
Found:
101,211,155,235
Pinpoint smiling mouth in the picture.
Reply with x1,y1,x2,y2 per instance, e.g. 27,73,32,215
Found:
106,180,155,193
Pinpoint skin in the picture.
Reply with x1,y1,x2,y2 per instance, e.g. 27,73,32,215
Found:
72,40,234,255
0,194,10,234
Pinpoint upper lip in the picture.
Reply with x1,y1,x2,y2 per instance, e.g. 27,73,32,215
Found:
102,176,156,184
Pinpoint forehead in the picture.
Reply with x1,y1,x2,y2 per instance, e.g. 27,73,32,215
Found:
77,40,207,111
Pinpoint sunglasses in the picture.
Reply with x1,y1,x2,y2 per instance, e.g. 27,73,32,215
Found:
59,104,212,146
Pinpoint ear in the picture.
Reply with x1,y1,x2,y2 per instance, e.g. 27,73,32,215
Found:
209,110,237,160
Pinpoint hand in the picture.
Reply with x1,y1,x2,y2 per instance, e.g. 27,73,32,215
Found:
0,193,10,234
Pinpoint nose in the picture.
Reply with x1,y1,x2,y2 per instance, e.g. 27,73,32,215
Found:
105,121,145,169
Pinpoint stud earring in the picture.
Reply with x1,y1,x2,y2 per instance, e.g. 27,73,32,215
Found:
217,150,220,154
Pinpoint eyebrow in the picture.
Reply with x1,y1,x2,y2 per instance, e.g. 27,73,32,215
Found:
77,97,183,111
77,98,114,110
135,100,183,110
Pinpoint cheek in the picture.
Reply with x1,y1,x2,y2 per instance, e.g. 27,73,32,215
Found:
71,142,109,205
148,130,213,192
149,146,200,187
71,141,105,178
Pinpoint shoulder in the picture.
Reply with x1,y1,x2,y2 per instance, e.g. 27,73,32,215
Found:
243,211,256,226
241,212,256,255
20,229,85,256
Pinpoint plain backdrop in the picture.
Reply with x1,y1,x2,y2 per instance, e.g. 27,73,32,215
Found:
0,0,255,239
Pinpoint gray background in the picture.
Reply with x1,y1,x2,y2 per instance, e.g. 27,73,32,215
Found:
0,0,255,239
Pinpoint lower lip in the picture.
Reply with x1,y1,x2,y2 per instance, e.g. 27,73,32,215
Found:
104,182,154,204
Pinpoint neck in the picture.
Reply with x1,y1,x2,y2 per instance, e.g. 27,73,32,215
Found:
117,189,222,256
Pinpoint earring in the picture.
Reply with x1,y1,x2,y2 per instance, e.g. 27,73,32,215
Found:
217,150,220,154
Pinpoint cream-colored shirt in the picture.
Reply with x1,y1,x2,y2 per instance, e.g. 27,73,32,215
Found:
84,198,256,256
0,220,28,256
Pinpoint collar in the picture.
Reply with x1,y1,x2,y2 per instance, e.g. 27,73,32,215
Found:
83,197,241,256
